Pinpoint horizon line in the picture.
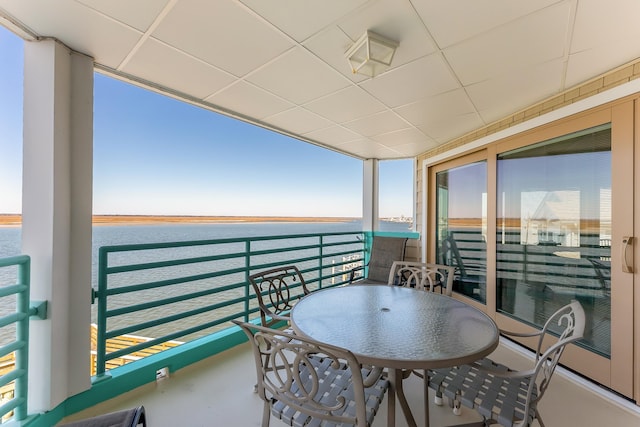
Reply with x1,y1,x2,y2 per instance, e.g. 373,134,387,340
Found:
0,214,367,226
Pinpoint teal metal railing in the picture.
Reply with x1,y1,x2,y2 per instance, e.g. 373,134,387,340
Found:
93,231,369,376
0,255,46,423
0,230,416,426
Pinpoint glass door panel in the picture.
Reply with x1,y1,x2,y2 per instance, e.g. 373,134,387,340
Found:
429,102,635,399
435,161,487,303
496,124,612,357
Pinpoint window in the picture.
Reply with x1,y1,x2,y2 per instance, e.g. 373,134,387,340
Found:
379,159,414,232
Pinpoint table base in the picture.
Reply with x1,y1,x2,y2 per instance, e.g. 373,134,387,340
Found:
388,369,423,427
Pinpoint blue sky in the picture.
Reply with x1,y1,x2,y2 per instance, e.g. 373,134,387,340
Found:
0,26,412,218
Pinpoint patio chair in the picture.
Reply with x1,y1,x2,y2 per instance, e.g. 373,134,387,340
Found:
248,266,311,393
440,235,485,296
387,260,455,295
428,300,585,427
586,257,611,297
349,236,407,284
249,265,310,329
233,320,389,427
387,261,456,403
58,406,146,427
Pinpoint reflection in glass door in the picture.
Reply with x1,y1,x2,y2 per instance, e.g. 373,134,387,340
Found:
435,161,487,303
496,124,611,357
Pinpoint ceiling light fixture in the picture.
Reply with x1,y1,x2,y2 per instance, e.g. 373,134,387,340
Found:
345,30,398,78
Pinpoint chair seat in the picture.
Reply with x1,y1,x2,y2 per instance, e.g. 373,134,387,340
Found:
429,358,539,427
428,300,584,427
272,359,388,427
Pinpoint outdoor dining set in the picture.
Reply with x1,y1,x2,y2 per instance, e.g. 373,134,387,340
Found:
236,236,586,427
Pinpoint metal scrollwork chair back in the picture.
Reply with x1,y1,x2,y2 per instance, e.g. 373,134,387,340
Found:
249,265,310,328
233,320,389,427
387,260,455,295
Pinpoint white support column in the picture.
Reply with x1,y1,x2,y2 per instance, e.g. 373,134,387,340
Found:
22,39,93,411
362,159,379,231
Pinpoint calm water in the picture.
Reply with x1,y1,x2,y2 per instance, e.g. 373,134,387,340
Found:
1,219,412,264
0,220,412,342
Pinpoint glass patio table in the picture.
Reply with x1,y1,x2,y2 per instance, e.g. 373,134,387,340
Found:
290,284,499,427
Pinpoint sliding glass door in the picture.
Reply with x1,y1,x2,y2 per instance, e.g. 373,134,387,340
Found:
428,101,636,399
496,124,611,357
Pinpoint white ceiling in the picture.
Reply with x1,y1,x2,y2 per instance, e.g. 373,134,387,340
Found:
1,0,640,160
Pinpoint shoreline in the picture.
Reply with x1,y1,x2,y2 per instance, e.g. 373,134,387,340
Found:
0,214,359,227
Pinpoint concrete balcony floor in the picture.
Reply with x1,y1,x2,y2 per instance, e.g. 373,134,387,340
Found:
60,340,640,426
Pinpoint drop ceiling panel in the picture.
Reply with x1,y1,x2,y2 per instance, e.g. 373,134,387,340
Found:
361,54,460,108
264,108,333,135
77,0,170,32
152,0,294,77
0,0,142,66
566,0,640,87
206,81,294,120
337,139,403,159
123,38,236,100
571,0,640,54
304,125,361,145
372,127,428,147
392,141,437,157
304,86,386,123
443,2,571,86
418,112,484,143
238,0,368,42
414,0,561,49
467,59,564,123
394,88,477,128
247,46,351,105
343,111,409,137
566,46,640,89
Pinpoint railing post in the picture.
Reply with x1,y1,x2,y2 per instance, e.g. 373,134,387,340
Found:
244,240,251,322
364,231,374,278
14,256,30,420
318,235,324,289
96,247,109,377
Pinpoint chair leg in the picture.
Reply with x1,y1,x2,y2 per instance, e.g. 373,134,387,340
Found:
452,400,462,416
434,393,443,406
423,372,430,427
262,401,271,427
447,393,462,416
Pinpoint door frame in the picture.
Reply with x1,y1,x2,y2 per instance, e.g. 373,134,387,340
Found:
422,97,638,401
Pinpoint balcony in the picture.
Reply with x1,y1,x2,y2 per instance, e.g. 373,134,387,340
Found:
36,231,640,426
60,337,640,426
1,224,638,426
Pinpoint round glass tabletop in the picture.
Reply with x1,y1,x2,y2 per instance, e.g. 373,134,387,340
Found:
291,284,499,370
